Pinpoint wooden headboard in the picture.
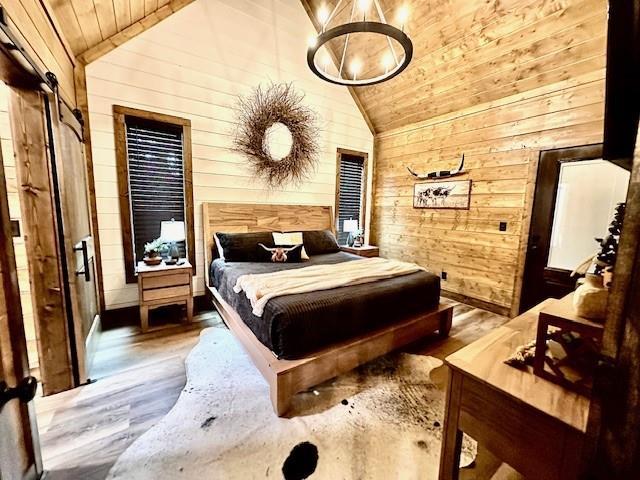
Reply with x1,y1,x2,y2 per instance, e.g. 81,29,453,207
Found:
202,202,334,286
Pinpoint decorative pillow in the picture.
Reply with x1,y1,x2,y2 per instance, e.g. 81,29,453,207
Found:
257,243,304,263
272,232,309,260
214,232,275,262
302,230,340,255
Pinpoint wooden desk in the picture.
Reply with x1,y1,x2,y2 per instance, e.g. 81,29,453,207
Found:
439,299,590,480
137,261,193,332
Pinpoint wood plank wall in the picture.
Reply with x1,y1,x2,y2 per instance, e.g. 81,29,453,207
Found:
85,0,373,309
2,0,76,106
370,2,607,315
0,82,39,372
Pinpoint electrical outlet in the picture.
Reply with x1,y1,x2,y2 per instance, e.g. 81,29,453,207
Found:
441,271,447,280
499,221,507,232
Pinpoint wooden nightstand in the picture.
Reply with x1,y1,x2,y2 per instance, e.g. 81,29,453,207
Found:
340,245,379,257
137,260,193,332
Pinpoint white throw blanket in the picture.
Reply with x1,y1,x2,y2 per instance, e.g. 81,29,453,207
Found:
233,257,425,316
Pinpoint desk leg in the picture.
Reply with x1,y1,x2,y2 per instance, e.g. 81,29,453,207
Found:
140,305,149,332
439,368,464,480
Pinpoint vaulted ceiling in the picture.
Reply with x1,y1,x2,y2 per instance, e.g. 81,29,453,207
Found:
47,0,194,61
304,0,607,133
44,0,606,134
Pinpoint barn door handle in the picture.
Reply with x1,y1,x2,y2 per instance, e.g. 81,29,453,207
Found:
73,239,90,282
0,377,38,411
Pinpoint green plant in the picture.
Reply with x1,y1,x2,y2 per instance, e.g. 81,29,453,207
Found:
144,238,165,255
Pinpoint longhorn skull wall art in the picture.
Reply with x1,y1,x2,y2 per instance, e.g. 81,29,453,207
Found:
409,155,471,209
407,154,465,179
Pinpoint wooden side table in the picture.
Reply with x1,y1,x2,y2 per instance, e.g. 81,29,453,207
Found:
439,299,590,480
137,260,193,332
340,245,379,257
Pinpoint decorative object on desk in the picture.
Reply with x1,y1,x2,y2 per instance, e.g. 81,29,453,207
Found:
570,202,625,318
160,219,185,266
407,154,465,180
573,274,608,320
504,340,537,369
413,179,471,209
143,238,164,266
594,202,625,287
533,295,604,396
353,229,364,247
343,219,359,247
232,83,318,188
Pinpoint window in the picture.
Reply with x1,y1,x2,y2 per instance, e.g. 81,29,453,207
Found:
335,148,368,245
113,106,195,283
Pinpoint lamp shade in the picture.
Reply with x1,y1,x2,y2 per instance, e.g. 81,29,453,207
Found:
343,219,359,233
160,220,185,242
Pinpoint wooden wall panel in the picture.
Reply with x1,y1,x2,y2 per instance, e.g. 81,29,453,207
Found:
371,70,606,314
85,0,373,309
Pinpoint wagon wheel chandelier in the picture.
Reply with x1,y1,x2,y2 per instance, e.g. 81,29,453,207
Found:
307,0,413,87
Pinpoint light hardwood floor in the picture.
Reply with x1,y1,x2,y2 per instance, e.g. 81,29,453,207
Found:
34,299,513,479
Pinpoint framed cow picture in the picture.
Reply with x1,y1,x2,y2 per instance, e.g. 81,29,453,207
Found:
413,179,472,209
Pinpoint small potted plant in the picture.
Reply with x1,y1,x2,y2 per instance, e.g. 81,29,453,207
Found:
143,238,165,266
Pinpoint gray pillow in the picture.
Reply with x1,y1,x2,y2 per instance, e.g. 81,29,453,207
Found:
302,230,340,255
214,232,275,261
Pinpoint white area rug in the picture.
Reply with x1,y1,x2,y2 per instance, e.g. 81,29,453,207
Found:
107,325,475,479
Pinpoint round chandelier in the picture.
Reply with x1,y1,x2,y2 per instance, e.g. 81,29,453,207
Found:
307,0,413,87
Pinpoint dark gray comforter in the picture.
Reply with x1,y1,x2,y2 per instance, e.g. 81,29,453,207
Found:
211,252,440,359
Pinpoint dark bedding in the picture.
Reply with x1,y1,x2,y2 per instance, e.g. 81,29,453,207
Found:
211,252,441,359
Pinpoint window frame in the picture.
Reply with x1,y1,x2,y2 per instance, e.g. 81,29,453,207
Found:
334,148,368,241
113,105,195,284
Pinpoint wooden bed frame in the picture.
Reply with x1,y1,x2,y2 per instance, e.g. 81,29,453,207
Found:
202,202,453,416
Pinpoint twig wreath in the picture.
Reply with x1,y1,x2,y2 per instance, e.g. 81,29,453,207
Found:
233,83,319,188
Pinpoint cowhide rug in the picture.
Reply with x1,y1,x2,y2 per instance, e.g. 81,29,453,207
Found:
107,325,476,480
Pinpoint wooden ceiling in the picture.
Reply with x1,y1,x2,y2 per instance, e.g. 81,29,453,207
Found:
47,0,194,60
42,0,606,133
304,0,607,133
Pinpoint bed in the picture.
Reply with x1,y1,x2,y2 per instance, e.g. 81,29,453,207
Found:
203,202,453,416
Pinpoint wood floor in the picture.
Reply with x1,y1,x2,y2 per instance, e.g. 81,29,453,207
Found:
34,299,514,479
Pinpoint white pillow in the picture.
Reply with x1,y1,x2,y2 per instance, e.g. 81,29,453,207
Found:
272,232,309,260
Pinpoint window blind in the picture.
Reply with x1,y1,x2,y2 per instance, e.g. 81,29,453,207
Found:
125,117,186,263
337,154,365,245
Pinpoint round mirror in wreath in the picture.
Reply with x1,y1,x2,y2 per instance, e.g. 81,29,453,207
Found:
233,83,319,188
264,122,294,161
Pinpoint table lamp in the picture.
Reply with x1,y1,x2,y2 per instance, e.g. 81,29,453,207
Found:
160,219,185,264
343,219,359,247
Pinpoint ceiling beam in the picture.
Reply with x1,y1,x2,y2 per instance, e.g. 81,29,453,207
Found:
299,0,377,135
76,0,195,66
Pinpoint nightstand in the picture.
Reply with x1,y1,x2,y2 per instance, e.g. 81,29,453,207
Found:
137,260,193,332
340,245,379,257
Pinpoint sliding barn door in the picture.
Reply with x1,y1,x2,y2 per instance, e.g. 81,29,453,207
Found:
0,123,42,480
47,97,100,384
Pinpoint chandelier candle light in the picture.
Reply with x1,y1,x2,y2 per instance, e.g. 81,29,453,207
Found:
307,0,413,86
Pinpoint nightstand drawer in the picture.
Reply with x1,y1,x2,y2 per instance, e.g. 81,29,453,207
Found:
143,285,190,302
142,272,190,290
